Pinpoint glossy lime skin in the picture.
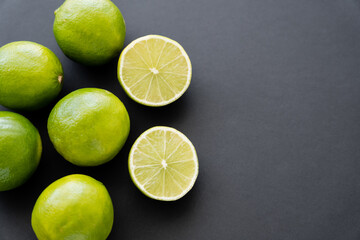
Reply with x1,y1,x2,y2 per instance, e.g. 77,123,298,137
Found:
48,88,130,166
53,0,126,65
0,111,42,191
0,41,63,110
32,174,114,240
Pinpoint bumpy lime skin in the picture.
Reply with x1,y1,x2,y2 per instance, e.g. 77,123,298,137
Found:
48,88,130,166
32,174,114,240
0,111,42,191
0,41,63,110
53,0,126,65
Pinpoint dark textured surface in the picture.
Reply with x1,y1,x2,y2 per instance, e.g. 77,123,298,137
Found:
1,0,360,239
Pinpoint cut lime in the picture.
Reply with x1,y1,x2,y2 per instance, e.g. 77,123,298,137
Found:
118,35,192,107
129,126,198,201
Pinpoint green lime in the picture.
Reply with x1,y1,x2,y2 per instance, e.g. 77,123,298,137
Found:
0,111,42,191
48,88,130,166
0,41,63,110
129,126,198,201
118,35,192,107
53,0,126,65
32,174,114,240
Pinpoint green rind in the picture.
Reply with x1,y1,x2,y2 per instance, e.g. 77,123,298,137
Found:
48,88,130,166
0,41,63,110
31,174,114,240
128,126,199,201
53,0,126,65
117,35,192,107
0,111,42,191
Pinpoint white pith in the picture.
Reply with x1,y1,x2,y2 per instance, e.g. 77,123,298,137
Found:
129,126,199,201
118,35,192,106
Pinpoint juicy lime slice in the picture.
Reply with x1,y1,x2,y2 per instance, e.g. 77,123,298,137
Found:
118,35,192,107
129,126,198,201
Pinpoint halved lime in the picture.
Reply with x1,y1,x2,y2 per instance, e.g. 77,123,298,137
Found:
129,126,198,201
118,35,192,107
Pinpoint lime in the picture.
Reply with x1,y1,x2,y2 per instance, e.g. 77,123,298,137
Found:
0,41,63,110
48,88,130,166
53,0,126,65
32,174,114,240
118,35,192,107
129,126,198,201
0,111,42,191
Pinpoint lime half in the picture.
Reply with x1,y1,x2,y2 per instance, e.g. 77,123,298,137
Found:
118,35,192,107
129,126,198,201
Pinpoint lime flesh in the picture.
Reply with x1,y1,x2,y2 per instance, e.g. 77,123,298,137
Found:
0,41,63,110
118,35,192,106
129,126,198,201
48,88,130,166
31,174,114,240
0,111,42,191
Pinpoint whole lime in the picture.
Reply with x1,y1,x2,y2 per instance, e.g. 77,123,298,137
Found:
0,41,63,110
48,88,130,166
32,174,114,240
0,111,42,191
53,0,126,65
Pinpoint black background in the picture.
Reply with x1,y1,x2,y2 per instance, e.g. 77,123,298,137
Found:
1,0,360,239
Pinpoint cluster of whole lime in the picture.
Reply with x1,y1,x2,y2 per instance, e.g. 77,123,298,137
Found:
0,0,199,239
